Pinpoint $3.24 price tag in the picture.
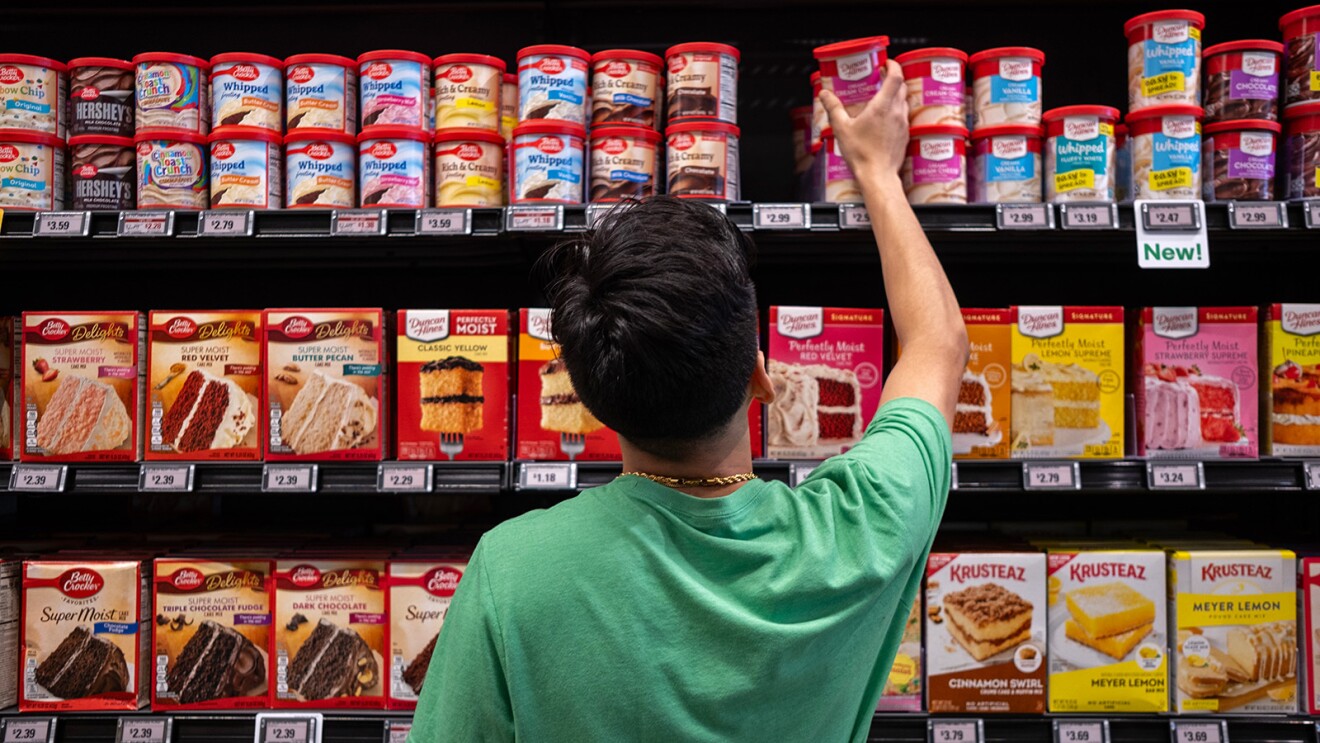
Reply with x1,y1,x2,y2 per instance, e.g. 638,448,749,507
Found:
262,465,318,493
116,718,170,743
929,720,982,743
1147,462,1204,490
1,719,54,743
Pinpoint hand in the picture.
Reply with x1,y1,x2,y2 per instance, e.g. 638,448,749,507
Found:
819,59,909,188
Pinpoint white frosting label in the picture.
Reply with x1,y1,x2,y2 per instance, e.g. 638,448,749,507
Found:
1017,306,1064,339
836,51,875,82
1063,116,1100,141
992,136,1028,160
1152,307,1198,339
1281,304,1320,336
776,307,824,339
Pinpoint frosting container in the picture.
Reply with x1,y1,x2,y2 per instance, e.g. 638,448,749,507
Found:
970,47,1044,129
517,45,590,126
69,135,135,210
591,50,662,127
1202,119,1280,201
68,58,134,138
1204,41,1282,124
1283,5,1320,109
0,130,64,211
665,120,739,200
897,48,967,127
1128,104,1203,200
135,127,208,209
1125,10,1204,112
0,54,67,137
1285,101,1320,200
791,105,812,175
813,36,889,116
666,42,739,124
1043,105,1119,203
590,125,660,202
821,128,861,203
810,72,825,150
210,53,284,131
285,130,355,208
434,53,504,132
433,127,504,206
134,52,210,133
902,125,968,204
970,125,1042,204
285,53,357,134
209,126,282,209
359,50,431,131
511,120,585,203
501,72,517,139
358,126,430,208
1116,123,1133,202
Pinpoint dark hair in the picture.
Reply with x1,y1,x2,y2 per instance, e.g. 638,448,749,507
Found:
546,196,759,458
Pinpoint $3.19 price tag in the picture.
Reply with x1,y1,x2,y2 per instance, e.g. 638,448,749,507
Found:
519,462,576,490
929,720,982,743
377,463,432,493
262,465,318,493
1147,462,1204,490
415,208,471,235
1054,720,1108,743
255,714,322,743
33,211,90,237
1,718,54,743
1023,462,1080,490
116,718,170,743
997,203,1053,230
1171,721,1226,743
198,210,254,237
8,465,66,493
753,203,809,230
139,464,194,492
1060,203,1116,230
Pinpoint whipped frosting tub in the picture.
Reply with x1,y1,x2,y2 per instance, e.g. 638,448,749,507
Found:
285,54,357,134
902,125,968,204
1128,105,1202,200
358,126,430,208
517,45,589,126
511,120,584,204
434,128,504,207
434,54,504,132
134,52,210,134
0,131,64,211
970,47,1044,129
0,54,67,137
666,120,739,201
1125,10,1204,112
209,126,282,209
666,42,738,124
210,53,283,131
814,36,889,116
1203,119,1280,202
359,50,431,131
1204,41,1283,124
591,50,662,127
1282,5,1320,109
69,135,135,210
68,57,134,138
590,126,659,202
135,128,208,209
285,130,355,208
1043,105,1118,203
970,125,1041,204
897,48,967,128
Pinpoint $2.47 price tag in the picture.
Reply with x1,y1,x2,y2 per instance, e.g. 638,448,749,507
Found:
1,719,54,743
929,719,982,743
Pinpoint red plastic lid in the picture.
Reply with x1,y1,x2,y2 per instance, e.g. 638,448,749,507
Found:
810,71,822,83
504,72,517,84
665,42,740,61
434,54,507,71
1043,105,1121,122
357,126,431,144
1115,123,1129,135
1203,119,1282,135
211,52,284,70
358,50,431,66
1204,40,1285,57
1281,4,1320,29
1124,10,1205,37
133,52,211,70
284,129,356,147
910,124,970,138
285,53,356,68
665,120,741,137
813,36,890,60
790,105,811,116
67,57,132,70
434,127,506,146
969,47,1045,66
513,120,588,139
68,134,134,147
1126,104,1204,123
0,54,66,71
134,127,208,146
0,129,66,148
517,45,591,62
1285,101,1320,119
896,48,969,65
591,49,663,67
970,124,1043,139
209,126,283,145
591,125,662,144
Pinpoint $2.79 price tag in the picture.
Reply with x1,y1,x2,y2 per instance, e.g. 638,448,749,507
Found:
1023,462,1079,490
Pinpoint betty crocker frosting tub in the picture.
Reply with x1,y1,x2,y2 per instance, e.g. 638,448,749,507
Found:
1125,10,1204,112
68,57,135,138
590,125,660,202
285,53,358,134
210,53,284,131
897,48,967,128
359,50,431,131
591,50,662,127
666,42,739,124
0,54,67,137
358,126,431,208
814,36,889,116
434,53,505,132
518,45,590,126
0,130,65,211
134,52,210,133
285,129,355,208
135,127,208,209
511,120,585,203
209,125,282,209
666,120,739,201
434,127,504,206
970,47,1044,129
69,134,135,210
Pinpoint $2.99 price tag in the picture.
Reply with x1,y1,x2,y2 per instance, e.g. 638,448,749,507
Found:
929,720,982,743
997,203,1053,230
2,719,53,743
753,204,809,230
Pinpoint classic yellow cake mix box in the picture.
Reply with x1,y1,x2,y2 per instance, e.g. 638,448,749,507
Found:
1010,306,1124,459
956,309,1011,460
387,558,467,710
1263,304,1320,456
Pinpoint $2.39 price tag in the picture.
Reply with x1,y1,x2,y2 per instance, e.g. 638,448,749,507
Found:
8,465,66,493
255,713,322,743
1,719,54,743
116,718,170,743
139,464,194,492
261,465,318,493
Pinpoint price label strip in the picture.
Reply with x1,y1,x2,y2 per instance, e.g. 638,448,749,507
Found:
928,719,983,743
377,463,433,493
415,208,472,236
1054,720,1109,743
139,464,195,492
518,462,577,490
1,718,55,743
33,210,91,237
1023,461,1081,490
1227,201,1287,230
261,464,318,493
1171,720,1227,743
8,464,67,493
506,204,565,232
790,461,819,487
839,204,871,230
753,203,810,230
1136,199,1209,269
1146,461,1205,490
1304,199,1320,229
331,209,386,236
116,718,171,743
950,461,959,491
1059,203,1118,230
383,721,412,743
255,713,322,743
1303,460,1320,490
197,209,254,237
118,210,175,237
996,203,1054,230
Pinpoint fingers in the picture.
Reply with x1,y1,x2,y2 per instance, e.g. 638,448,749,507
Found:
877,59,906,105
819,88,848,128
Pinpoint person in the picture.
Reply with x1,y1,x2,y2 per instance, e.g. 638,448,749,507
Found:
409,59,967,742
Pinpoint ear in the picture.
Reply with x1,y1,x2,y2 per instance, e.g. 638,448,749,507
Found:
749,350,776,404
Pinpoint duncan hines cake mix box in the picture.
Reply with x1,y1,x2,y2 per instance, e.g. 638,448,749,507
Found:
273,559,386,709
1304,558,1320,714
1010,306,1123,460
265,309,385,461
21,312,144,462
767,306,884,460
396,310,510,461
147,311,262,461
877,599,923,711
1046,549,1168,713
955,309,1011,460
152,559,273,710
387,558,467,710
924,551,1047,713
21,560,150,711
1264,304,1320,456
516,308,620,461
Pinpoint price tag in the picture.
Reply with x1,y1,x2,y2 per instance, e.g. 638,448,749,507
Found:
1171,720,1226,743
929,719,983,743
197,209,254,237
996,203,1054,230
1227,201,1286,229
704,202,728,215
138,464,195,492
753,203,809,230
377,463,433,493
415,208,472,235
519,462,576,490
118,210,175,237
1059,203,1117,230
1304,199,1320,229
1054,720,1108,743
1146,461,1205,490
116,718,171,743
1,718,54,743
33,210,90,237
505,204,564,232
1303,461,1320,490
383,721,412,743
1023,462,1080,490
261,464,318,493
255,713,322,743
1136,199,1209,269
839,204,871,229
790,462,819,487
331,209,386,236
950,461,959,491
585,203,617,229
8,464,67,492
1141,201,1201,231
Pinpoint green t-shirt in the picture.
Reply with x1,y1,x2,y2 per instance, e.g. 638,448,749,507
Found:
409,398,951,742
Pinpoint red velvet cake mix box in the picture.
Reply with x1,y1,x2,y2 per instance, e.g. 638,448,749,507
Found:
21,312,144,462
1,317,14,460
386,558,468,709
395,310,511,461
147,311,263,461
272,559,386,709
152,559,274,710
265,309,385,461
766,306,885,460
21,559,151,711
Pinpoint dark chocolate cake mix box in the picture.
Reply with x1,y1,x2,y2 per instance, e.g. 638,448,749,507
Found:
273,559,386,709
386,558,468,710
152,559,273,710
21,559,151,711
395,310,510,461
147,311,263,461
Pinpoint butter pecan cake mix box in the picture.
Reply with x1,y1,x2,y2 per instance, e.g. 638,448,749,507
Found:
147,311,263,461
264,309,385,461
924,551,1047,713
1010,306,1124,460
516,308,620,461
1263,304,1320,456
1046,549,1168,713
21,560,151,711
21,312,144,462
396,310,510,461
387,558,467,710
1304,557,1320,714
955,309,1011,460
876,598,923,711
273,559,386,709
152,559,274,710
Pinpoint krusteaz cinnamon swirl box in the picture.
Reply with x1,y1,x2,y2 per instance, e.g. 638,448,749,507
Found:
516,308,620,461
387,557,468,710
1263,304,1320,456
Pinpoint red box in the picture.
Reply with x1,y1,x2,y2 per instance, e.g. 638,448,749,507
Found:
1304,557,1319,714
1,317,14,461
386,558,468,710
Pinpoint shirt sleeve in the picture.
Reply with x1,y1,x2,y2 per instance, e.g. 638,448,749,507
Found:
408,541,515,743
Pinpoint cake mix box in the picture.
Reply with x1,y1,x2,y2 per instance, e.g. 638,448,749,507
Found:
1263,304,1320,456
265,309,385,461
1,317,15,460
273,559,386,709
956,309,1011,460
21,312,144,462
1169,549,1298,714
387,558,467,710
1303,557,1319,714
516,308,620,461
147,311,263,461
1046,549,1168,713
767,306,884,460
1010,306,1124,460
152,559,273,710
0,559,18,709
1137,307,1258,459
396,310,510,461
21,560,151,711
876,598,923,711
925,551,1047,713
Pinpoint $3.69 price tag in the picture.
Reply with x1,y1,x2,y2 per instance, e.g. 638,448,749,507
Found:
1,719,54,743
1054,720,1108,743
1171,721,1226,743
929,719,982,743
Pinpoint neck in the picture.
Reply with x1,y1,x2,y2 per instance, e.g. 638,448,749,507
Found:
619,415,756,499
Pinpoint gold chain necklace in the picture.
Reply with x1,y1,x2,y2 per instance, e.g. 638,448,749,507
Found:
622,471,759,488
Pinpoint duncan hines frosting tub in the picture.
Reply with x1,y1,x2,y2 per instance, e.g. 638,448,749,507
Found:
970,125,1042,204
902,125,968,204
359,50,431,131
68,57,135,138
1285,101,1320,200
813,36,889,116
285,53,357,134
517,45,590,126
1283,4,1320,108
210,53,284,131
590,125,660,202
1128,104,1202,200
1203,119,1281,201
666,120,739,201
136,128,208,209
69,134,135,210
821,128,862,203
810,72,825,150
134,52,210,134
433,54,505,132
434,127,504,207
0,130,65,211
0,54,67,138
666,42,739,124
1204,40,1283,124
897,48,967,128
358,126,430,208
511,120,585,204
1043,105,1119,203
285,130,355,208
591,50,662,127
1125,10,1204,112
970,47,1044,129
209,126,282,209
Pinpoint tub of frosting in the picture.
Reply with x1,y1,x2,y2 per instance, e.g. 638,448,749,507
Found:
591,50,662,127
135,127,208,209
517,45,590,126
1043,105,1119,203
1202,118,1281,201
970,125,1042,204
434,127,504,207
969,47,1044,129
813,36,889,116
359,50,431,131
1125,10,1205,112
69,135,135,210
666,120,739,201
285,53,357,134
1282,5,1320,109
666,42,739,124
501,72,517,139
791,105,812,176
1116,123,1133,202
134,52,210,133
902,125,968,204
358,125,430,208
68,57,135,138
590,125,660,202
511,120,585,203
210,53,283,131
1284,101,1320,200
1128,104,1203,200
0,130,65,211
434,53,505,132
821,128,861,203
897,47,967,127
285,130,355,208
1204,40,1283,124
0,54,67,137
810,72,825,151
209,125,282,209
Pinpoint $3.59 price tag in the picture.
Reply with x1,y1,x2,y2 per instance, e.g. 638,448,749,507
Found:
116,718,171,743
415,208,471,235
929,719,982,743
1,719,54,743
33,211,90,237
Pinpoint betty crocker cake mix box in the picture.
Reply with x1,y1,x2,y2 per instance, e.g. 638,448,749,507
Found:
387,558,467,710
1263,304,1320,456
516,308,620,461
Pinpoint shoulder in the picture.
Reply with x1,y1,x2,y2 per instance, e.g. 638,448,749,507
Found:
475,487,621,568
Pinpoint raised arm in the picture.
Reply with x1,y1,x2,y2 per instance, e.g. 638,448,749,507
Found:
820,60,968,426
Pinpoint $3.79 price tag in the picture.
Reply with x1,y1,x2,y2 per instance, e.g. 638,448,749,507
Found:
929,719,982,743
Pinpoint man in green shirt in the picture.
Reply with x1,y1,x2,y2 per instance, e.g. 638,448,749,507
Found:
410,60,968,742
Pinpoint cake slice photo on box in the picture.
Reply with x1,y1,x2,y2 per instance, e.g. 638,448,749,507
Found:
1265,304,1320,456
953,309,1011,459
387,558,467,709
516,308,620,461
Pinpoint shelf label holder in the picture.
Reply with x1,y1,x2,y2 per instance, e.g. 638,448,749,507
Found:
519,462,576,490
1226,201,1287,229
996,203,1054,230
139,464,195,492
383,721,412,743
839,203,871,230
377,463,433,493
789,461,819,487
198,209,255,237
506,204,564,232
929,719,983,743
1171,720,1227,743
255,713,322,743
33,210,90,237
261,464,318,493
1023,461,1081,490
1146,461,1205,490
753,203,810,230
1304,199,1320,229
8,464,67,493
950,461,958,491
116,717,172,743
118,210,175,237
1059,203,1117,230
1136,199,1208,268
1054,720,1109,743
1303,460,1320,490
415,208,472,235
1,718,55,743
331,209,386,236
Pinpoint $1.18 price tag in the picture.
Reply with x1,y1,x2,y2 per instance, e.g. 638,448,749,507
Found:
377,463,432,493
139,464,194,492
1054,720,1108,743
1171,721,1226,743
1023,462,1080,490
1147,462,1204,490
929,720,982,743
262,465,317,493
33,211,90,237
116,718,170,743
8,465,66,493
753,203,809,230
415,208,471,235
1,718,54,743
519,462,575,490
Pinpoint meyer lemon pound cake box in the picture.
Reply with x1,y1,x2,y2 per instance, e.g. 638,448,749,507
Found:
273,559,386,709
876,599,923,711
1137,307,1258,459
925,551,1047,713
152,559,273,710
1303,557,1319,714
1169,549,1298,714
767,306,884,460
516,308,620,461
396,310,510,461
21,312,144,462
146,311,262,461
1046,549,1168,713
1010,306,1124,459
265,309,385,461
956,309,1011,460
387,558,467,710
1264,304,1320,456
21,559,150,711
